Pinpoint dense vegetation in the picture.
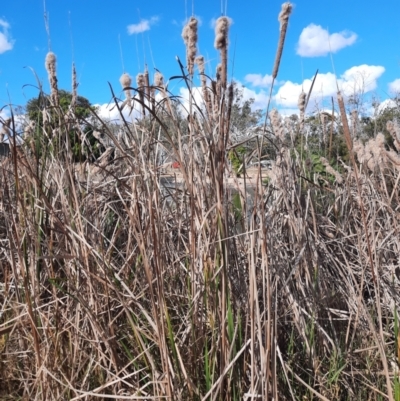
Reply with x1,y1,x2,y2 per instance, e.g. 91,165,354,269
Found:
1,3,400,400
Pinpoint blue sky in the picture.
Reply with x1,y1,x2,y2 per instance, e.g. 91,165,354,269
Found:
1,0,399,120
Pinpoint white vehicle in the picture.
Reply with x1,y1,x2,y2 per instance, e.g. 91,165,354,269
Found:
250,160,272,169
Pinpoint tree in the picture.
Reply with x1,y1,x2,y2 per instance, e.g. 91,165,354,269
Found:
26,90,102,161
228,84,263,141
360,104,400,148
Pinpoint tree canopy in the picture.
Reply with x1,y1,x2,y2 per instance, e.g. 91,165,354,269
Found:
25,90,102,161
26,90,92,124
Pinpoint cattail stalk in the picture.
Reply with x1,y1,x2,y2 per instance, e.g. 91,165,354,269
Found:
214,64,222,116
71,63,77,108
351,110,358,138
321,113,327,146
272,2,292,80
120,73,132,101
144,66,150,101
196,56,212,116
337,93,353,152
214,17,230,89
387,120,400,152
182,17,198,76
45,51,59,106
298,91,306,131
338,89,378,287
270,109,285,141
136,73,146,116
154,72,174,117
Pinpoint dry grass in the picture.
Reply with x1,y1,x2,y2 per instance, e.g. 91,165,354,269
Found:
1,3,400,401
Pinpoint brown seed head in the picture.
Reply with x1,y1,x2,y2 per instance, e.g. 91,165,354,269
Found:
214,17,230,50
154,72,164,87
136,73,145,88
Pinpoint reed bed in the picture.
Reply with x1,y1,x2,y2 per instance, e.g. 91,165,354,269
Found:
1,4,400,400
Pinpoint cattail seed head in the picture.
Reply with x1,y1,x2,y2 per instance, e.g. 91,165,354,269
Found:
136,73,146,115
45,51,59,105
278,2,293,28
196,56,211,115
136,73,145,88
298,91,306,131
214,17,230,50
182,17,198,75
320,157,343,184
272,2,292,80
298,91,306,113
154,72,164,87
195,55,205,75
337,92,353,152
120,73,132,102
270,109,285,140
144,68,150,99
214,16,230,90
71,63,77,107
120,73,132,88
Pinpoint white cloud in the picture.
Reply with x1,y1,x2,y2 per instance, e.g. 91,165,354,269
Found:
0,109,10,120
244,73,273,88
95,100,141,122
0,19,14,54
341,65,384,94
241,87,269,111
127,16,159,35
178,86,204,115
178,83,268,115
297,24,357,57
274,75,337,108
389,78,400,94
95,90,169,123
274,65,385,108
377,99,397,114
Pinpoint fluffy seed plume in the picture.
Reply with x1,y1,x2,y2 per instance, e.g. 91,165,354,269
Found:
272,2,292,80
119,73,132,112
45,51,59,105
154,72,166,100
214,17,230,89
298,91,306,130
270,109,285,140
154,72,164,87
354,132,400,171
182,17,198,75
337,92,352,152
320,157,343,184
119,73,132,110
387,120,400,151
120,73,132,89
214,64,223,116
136,73,145,88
